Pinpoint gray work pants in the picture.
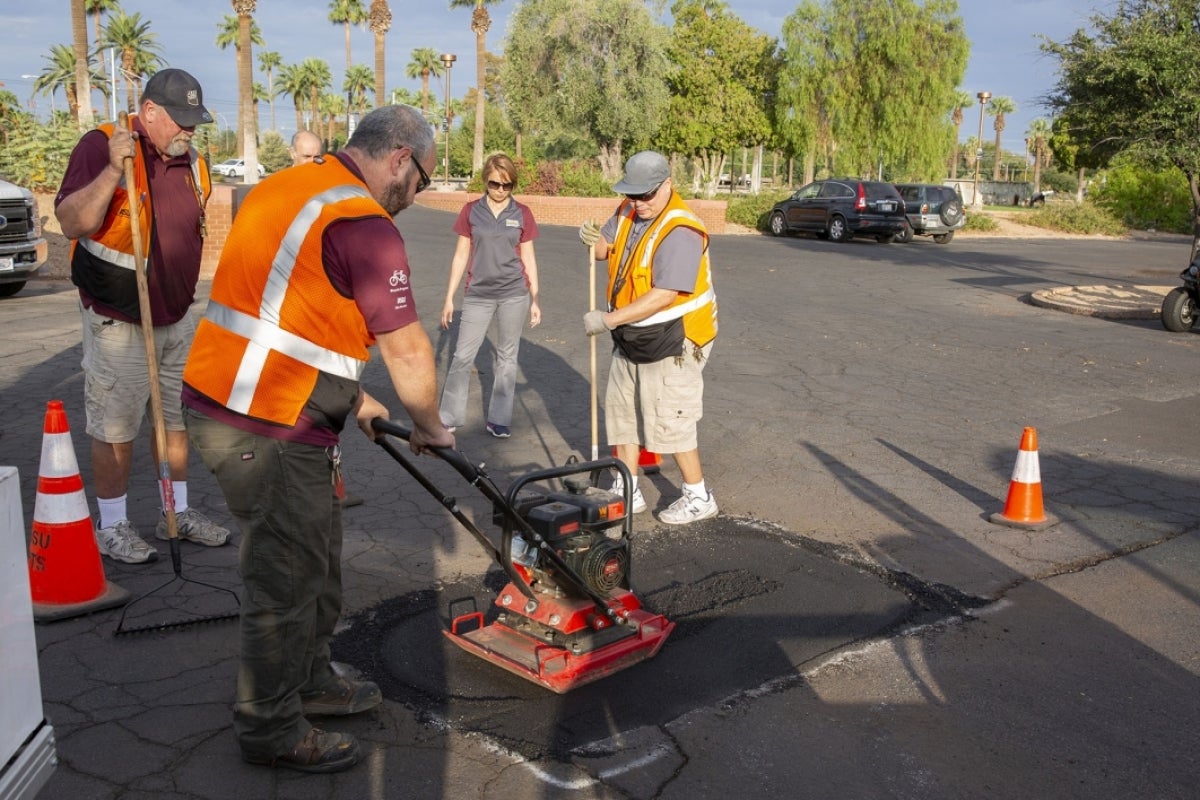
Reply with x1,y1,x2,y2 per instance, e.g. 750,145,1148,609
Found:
439,294,530,428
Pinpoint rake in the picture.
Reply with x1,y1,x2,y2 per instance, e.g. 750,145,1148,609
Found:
111,111,239,636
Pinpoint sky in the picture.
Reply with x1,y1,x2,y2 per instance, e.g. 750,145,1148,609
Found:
0,1,1114,155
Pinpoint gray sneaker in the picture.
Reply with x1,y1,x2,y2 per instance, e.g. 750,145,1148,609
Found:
157,508,231,546
96,519,159,564
657,489,718,525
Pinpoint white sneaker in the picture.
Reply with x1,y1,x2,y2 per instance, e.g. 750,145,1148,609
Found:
610,475,648,514
96,519,159,564
156,508,231,546
658,489,718,525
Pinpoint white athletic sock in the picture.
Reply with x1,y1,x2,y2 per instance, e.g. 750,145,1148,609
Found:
97,495,127,529
683,480,708,499
160,481,189,514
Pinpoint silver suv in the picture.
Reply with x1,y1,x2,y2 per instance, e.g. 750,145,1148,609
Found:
0,178,48,297
893,183,965,244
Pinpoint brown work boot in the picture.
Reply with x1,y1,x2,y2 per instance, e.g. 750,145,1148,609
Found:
243,727,360,773
300,675,382,716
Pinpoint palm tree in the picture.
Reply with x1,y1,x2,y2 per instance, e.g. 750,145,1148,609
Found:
86,0,121,111
405,48,444,115
102,10,164,114
218,9,264,160
320,92,348,143
988,95,1016,181
1026,118,1052,194
368,0,391,107
231,2,260,179
449,0,502,175
276,62,307,133
259,50,283,131
949,89,972,179
70,0,94,127
300,58,333,141
344,64,374,119
328,0,367,77
34,44,109,124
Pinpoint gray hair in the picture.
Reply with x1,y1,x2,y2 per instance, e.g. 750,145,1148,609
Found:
346,104,434,161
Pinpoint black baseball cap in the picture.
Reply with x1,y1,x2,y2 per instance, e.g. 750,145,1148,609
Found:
142,69,213,127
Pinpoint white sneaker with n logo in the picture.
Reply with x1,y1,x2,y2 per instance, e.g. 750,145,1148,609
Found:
658,489,717,525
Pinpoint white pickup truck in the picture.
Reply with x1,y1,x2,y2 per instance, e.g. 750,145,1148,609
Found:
0,178,49,298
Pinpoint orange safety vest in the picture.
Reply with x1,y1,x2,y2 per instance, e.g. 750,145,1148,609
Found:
607,191,718,348
183,160,384,427
69,116,210,315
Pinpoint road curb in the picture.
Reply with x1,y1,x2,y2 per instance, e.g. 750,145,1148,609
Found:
1028,284,1173,320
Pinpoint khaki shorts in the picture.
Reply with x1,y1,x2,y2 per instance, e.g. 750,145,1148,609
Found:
604,342,712,454
80,302,194,443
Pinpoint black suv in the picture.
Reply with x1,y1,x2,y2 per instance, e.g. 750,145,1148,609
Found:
892,183,965,244
767,178,906,243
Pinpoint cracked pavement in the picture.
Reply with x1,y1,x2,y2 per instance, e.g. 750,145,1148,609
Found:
4,209,1198,799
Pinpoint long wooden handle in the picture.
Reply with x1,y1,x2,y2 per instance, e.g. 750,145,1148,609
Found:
118,111,178,540
588,243,598,461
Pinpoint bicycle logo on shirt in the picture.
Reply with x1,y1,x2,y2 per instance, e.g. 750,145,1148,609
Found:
389,270,408,288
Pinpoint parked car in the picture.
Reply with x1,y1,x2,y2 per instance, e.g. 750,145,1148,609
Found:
0,177,49,298
893,183,965,244
212,158,265,178
767,178,907,243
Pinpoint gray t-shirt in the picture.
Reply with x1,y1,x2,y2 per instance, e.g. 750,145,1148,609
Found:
454,197,538,300
601,213,703,298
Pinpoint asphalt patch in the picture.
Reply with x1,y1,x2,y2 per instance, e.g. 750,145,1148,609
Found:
332,517,915,760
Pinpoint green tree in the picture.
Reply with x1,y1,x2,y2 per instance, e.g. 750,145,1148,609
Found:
277,62,307,133
987,95,1016,180
368,0,392,106
778,0,967,180
328,0,368,76
1026,117,1052,192
259,50,283,132
34,44,109,125
103,10,164,114
301,58,334,141
657,1,776,198
449,0,504,175
405,48,444,115
218,7,263,162
949,89,973,179
504,0,670,181
344,64,374,117
1042,0,1200,240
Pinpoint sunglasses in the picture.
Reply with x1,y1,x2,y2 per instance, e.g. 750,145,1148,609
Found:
624,182,663,202
412,155,431,194
487,180,514,191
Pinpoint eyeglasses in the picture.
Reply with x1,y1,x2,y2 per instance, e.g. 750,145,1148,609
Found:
624,182,664,202
487,180,514,191
411,155,431,194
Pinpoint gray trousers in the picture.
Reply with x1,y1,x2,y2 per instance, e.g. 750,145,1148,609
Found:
439,294,530,428
185,407,342,759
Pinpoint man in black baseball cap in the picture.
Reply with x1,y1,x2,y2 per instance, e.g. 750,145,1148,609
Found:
142,68,214,128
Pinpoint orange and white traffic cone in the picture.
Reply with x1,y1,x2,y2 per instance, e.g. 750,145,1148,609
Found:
27,400,128,622
989,426,1058,530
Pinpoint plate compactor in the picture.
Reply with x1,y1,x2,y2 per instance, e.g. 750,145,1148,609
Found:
372,419,674,693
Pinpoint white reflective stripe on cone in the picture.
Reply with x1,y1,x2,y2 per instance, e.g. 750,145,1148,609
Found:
1010,448,1040,484
39,431,82,478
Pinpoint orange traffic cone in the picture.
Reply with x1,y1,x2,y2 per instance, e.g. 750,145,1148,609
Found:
989,427,1058,530
611,446,662,474
27,400,129,622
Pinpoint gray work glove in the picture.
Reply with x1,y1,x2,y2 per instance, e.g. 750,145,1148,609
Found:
583,310,611,336
579,219,601,247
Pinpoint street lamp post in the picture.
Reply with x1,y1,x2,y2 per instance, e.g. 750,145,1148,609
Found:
973,91,991,209
439,53,456,187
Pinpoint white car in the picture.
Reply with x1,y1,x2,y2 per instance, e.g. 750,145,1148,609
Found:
212,159,265,178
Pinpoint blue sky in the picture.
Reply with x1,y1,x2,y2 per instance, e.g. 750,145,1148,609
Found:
0,1,1111,153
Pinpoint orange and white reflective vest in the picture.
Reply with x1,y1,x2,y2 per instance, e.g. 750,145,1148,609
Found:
183,159,385,426
69,116,210,316
607,191,717,348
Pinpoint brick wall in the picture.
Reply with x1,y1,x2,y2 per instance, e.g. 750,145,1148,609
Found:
416,191,728,234
200,186,727,279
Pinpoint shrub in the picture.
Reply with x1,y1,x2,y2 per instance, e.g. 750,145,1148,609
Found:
1089,161,1191,234
964,212,999,232
727,191,792,230
1022,202,1127,236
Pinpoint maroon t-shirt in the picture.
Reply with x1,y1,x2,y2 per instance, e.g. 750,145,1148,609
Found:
56,118,205,325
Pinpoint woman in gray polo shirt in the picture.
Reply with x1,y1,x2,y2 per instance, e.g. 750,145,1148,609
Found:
439,153,541,438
